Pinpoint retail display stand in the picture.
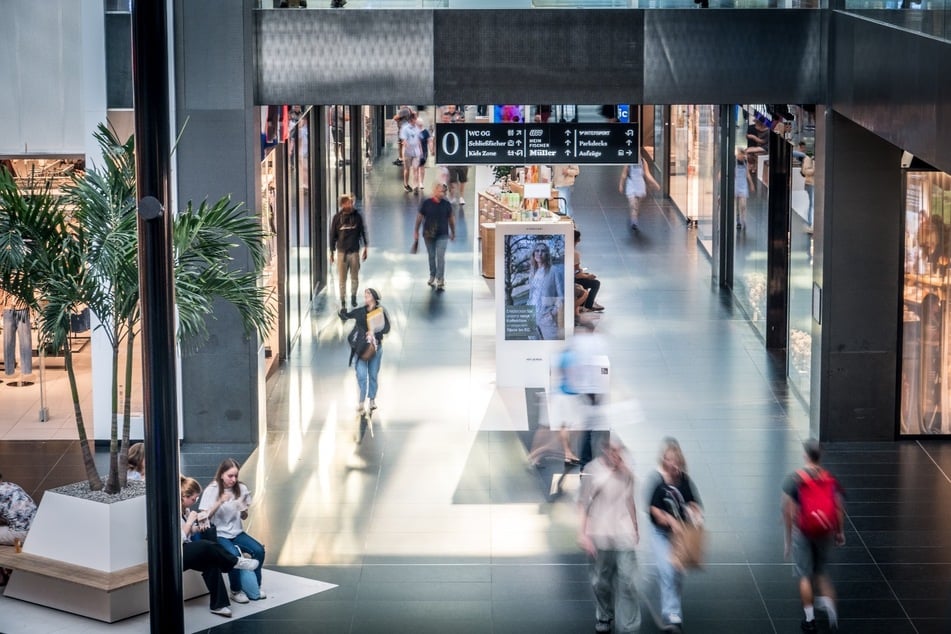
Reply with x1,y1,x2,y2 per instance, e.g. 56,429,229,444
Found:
495,221,573,388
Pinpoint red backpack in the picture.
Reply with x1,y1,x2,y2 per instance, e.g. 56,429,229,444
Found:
796,469,840,539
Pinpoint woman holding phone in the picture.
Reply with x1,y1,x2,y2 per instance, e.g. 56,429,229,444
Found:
199,458,266,603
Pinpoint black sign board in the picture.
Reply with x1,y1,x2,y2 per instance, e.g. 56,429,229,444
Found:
435,123,640,165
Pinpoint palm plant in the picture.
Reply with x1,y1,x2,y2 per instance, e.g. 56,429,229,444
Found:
0,168,105,490
0,123,274,494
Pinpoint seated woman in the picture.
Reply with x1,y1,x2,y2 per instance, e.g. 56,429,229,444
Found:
181,476,258,618
126,442,145,481
574,230,603,313
199,458,266,603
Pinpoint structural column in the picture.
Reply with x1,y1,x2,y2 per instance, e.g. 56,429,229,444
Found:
814,110,902,441
173,0,262,443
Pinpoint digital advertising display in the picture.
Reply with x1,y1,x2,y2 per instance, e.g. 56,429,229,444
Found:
502,233,567,341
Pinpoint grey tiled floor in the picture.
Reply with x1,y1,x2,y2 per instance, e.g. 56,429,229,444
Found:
4,153,951,633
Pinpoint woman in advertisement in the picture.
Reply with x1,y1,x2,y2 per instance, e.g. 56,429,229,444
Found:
529,242,565,340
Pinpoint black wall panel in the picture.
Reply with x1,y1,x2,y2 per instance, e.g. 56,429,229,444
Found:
106,12,133,109
644,10,823,104
255,9,434,105
433,10,643,104
831,13,951,174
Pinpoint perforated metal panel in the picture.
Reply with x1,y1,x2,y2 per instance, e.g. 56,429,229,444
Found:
255,9,434,105
644,10,823,104
434,10,644,104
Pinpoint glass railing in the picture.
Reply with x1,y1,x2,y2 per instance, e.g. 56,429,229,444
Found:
258,0,822,7
839,0,949,40
256,1,949,40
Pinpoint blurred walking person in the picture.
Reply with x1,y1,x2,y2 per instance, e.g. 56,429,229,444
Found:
578,436,641,634
782,438,845,633
647,437,702,633
620,158,660,232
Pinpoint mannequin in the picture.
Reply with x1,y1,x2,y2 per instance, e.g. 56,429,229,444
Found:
1,290,33,381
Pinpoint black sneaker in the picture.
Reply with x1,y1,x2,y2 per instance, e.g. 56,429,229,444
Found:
351,294,357,308
393,159,403,166
801,619,818,633
404,184,412,192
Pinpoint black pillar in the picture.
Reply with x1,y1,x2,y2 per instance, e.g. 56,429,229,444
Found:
718,104,735,288
351,106,364,201
131,0,184,632
765,130,791,351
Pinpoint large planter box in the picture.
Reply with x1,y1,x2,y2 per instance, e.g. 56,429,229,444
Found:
3,484,205,622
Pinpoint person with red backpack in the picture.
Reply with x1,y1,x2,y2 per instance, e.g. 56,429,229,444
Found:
782,438,846,632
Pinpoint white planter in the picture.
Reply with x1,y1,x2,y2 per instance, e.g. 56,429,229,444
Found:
4,484,205,622
22,488,147,570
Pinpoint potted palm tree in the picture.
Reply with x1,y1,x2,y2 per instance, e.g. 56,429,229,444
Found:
0,125,274,621
0,124,273,494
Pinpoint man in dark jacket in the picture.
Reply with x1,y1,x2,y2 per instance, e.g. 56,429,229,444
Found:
330,194,368,309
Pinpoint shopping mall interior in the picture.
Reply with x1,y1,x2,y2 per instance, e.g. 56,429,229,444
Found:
3,1,951,633
2,130,951,632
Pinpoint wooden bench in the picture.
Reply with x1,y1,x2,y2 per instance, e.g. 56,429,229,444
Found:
0,546,147,592
0,544,205,622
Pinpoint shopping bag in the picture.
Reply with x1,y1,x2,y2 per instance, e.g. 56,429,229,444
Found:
670,521,705,571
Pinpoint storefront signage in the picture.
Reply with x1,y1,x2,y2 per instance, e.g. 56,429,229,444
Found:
436,123,640,165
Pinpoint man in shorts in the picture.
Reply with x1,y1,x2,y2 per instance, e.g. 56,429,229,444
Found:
781,439,845,632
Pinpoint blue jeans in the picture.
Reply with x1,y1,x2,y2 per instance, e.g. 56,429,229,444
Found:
424,236,449,282
805,183,814,226
217,532,265,598
3,308,32,376
355,346,383,401
651,523,683,624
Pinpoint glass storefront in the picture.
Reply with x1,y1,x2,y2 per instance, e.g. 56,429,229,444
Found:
732,106,770,338
260,146,281,375
668,105,718,256
900,170,951,435
260,105,320,359
786,105,815,405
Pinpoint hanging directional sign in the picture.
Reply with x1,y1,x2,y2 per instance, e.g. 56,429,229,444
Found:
435,123,640,165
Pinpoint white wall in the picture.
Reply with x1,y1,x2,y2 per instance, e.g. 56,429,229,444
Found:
0,0,104,156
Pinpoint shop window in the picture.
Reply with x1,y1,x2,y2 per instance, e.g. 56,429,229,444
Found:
901,170,951,435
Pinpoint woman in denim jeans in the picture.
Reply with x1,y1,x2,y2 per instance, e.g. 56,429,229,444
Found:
340,288,391,413
647,437,702,634
199,458,267,604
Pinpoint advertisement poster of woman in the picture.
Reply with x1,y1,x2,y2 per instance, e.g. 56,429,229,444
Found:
503,235,566,341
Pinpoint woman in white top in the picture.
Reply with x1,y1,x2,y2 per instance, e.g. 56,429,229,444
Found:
181,476,258,618
199,458,266,603
619,159,660,231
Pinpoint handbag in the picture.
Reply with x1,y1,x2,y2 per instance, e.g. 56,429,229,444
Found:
348,325,376,362
670,511,705,571
197,522,219,542
359,337,377,361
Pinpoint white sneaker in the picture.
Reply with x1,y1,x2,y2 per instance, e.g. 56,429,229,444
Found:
210,606,232,618
230,590,249,603
458,196,465,205
256,588,267,600
816,596,838,629
369,399,377,411
234,557,259,571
